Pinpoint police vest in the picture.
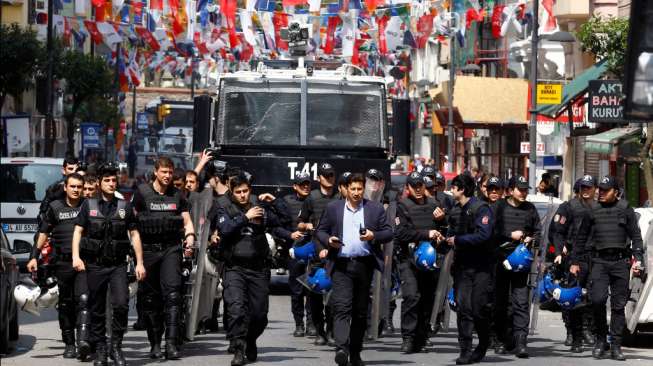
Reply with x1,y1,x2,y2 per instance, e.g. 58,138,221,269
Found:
308,189,335,226
566,198,595,248
448,199,490,256
137,184,184,244
49,199,82,254
81,198,130,261
399,197,438,231
591,199,630,251
283,194,305,229
222,195,270,262
436,191,454,211
494,199,537,254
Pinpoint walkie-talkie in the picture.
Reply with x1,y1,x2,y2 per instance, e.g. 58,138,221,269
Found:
359,224,366,236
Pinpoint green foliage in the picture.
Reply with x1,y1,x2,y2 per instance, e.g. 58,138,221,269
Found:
77,96,122,130
0,23,44,110
576,16,629,79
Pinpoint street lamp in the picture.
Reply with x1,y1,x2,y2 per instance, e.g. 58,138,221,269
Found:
528,0,540,194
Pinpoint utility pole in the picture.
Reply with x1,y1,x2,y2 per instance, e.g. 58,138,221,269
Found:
131,86,137,135
447,39,455,173
44,0,54,155
528,0,540,194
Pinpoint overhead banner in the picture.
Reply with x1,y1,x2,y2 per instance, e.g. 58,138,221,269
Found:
588,80,625,123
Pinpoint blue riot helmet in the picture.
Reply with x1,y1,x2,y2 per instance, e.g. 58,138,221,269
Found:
413,241,438,271
447,288,458,312
536,272,556,303
552,285,585,310
307,267,332,294
502,243,533,272
289,242,316,262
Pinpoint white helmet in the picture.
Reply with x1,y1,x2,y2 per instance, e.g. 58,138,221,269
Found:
266,233,277,257
14,284,42,316
35,285,59,309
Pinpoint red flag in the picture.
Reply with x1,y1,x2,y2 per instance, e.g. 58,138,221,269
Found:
366,0,384,12
169,0,179,16
416,14,433,49
282,0,307,6
351,39,366,66
171,14,184,35
517,3,526,20
84,20,103,44
135,26,160,51
91,0,105,7
63,17,72,46
150,0,163,10
542,0,557,31
465,8,484,30
491,4,505,39
377,15,388,55
239,34,254,61
194,32,210,55
221,0,238,48
273,12,289,51
323,16,339,54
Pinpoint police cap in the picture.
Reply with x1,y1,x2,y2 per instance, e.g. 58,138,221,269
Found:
338,171,352,186
97,162,119,177
294,171,311,185
318,163,335,177
579,175,596,188
508,175,530,190
421,165,436,178
486,176,504,189
407,172,424,187
366,169,383,181
597,175,618,190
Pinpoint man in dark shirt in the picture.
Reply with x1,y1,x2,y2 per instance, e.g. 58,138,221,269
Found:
72,163,145,366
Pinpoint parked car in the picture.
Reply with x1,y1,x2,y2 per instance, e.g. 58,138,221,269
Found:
1,157,64,272
1,227,24,354
625,207,653,343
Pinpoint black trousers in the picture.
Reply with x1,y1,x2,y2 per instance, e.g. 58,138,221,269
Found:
454,264,492,350
398,258,437,343
590,257,630,345
329,257,374,357
568,259,591,342
288,258,312,326
494,266,530,342
139,245,183,340
86,263,129,345
223,265,270,343
54,260,89,333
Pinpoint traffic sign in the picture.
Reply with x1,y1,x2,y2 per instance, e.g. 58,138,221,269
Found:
536,84,562,105
137,112,149,130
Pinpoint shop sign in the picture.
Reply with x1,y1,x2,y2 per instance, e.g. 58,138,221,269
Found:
520,142,545,156
588,80,625,123
536,83,563,104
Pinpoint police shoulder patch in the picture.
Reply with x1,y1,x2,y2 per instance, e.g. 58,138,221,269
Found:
554,214,560,222
559,216,566,225
481,216,489,225
118,209,126,219
219,216,226,223
90,210,98,217
395,217,401,226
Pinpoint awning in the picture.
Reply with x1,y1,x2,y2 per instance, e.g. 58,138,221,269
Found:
584,127,641,154
536,60,608,118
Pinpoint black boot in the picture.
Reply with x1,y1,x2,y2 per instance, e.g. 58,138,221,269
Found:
571,340,583,353
245,338,258,362
62,329,77,358
564,329,574,347
93,342,108,366
611,343,626,361
76,309,91,361
592,339,607,359
456,344,473,365
315,330,328,346
514,334,529,358
231,340,246,366
165,339,180,360
471,340,489,362
327,330,336,347
582,311,594,346
146,327,163,359
401,337,414,354
110,332,127,366
227,339,236,354
293,323,305,337
306,322,317,337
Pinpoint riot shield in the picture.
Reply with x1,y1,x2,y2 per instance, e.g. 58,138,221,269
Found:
528,201,559,335
184,189,220,340
431,249,454,328
369,201,397,340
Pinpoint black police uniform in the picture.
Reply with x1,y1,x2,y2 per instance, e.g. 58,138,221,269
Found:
394,195,442,352
493,197,540,354
76,196,136,365
275,192,313,335
552,197,597,349
215,194,287,364
132,183,189,358
36,180,66,241
448,196,494,363
575,195,644,358
298,188,337,344
39,198,90,357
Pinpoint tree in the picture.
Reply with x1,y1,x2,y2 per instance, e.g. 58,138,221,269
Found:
59,50,115,153
576,16,629,79
0,24,44,111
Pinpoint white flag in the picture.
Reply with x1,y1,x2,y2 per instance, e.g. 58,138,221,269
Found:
97,22,123,44
308,0,321,12
240,10,257,46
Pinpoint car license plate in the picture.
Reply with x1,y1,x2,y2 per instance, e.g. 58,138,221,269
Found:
2,223,38,233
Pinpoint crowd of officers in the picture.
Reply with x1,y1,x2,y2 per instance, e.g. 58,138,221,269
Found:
25,154,645,366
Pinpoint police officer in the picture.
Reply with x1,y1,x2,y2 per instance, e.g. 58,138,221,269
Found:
481,176,504,204
215,173,288,366
423,168,454,211
27,173,90,360
275,172,314,337
573,176,644,361
132,156,195,360
394,172,445,353
492,175,541,358
445,174,494,364
298,162,338,346
337,172,352,199
551,175,597,352
83,175,99,199
37,157,80,240
71,163,146,366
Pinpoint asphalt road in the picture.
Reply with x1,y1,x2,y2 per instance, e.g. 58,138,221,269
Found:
3,293,653,366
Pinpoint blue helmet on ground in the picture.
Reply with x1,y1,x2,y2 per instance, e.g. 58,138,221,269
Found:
447,288,458,312
502,243,533,272
413,241,438,271
552,278,586,310
289,241,315,262
307,268,332,294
